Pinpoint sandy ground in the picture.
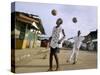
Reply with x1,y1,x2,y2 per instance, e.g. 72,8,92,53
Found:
14,48,97,73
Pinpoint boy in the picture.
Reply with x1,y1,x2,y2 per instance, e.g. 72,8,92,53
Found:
48,18,65,71
67,30,84,64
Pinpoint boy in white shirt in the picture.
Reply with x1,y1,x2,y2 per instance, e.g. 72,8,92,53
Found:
67,30,84,64
48,18,65,71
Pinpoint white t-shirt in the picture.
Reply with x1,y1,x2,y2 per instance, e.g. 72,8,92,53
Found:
50,26,62,48
58,33,64,48
73,36,85,49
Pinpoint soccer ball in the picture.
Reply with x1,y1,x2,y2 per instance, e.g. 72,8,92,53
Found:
51,9,57,16
72,17,77,23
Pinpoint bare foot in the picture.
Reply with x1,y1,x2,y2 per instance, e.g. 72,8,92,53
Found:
55,68,61,71
72,61,77,64
48,68,53,71
66,60,69,63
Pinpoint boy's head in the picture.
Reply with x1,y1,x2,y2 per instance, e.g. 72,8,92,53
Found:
56,18,63,26
78,30,81,36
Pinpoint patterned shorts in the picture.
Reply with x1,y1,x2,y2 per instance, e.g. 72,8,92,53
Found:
50,47,60,54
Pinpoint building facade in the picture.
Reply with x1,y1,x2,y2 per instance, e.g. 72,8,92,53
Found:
11,12,45,49
82,30,97,51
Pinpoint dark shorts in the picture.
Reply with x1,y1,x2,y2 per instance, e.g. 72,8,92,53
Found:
50,47,60,54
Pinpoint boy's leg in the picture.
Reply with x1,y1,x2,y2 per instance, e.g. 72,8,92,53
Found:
73,52,76,64
69,48,75,63
48,48,53,71
50,53,53,70
73,48,79,64
75,48,79,63
54,53,59,70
